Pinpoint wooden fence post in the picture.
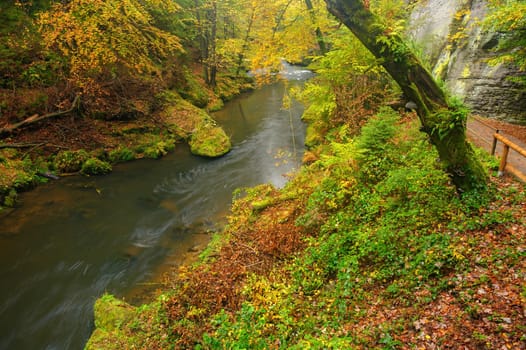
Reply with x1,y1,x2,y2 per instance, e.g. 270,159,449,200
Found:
498,144,510,177
491,129,499,156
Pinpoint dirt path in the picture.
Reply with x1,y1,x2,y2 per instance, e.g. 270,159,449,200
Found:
467,116,526,181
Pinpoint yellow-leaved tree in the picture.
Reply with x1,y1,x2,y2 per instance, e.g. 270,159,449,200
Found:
245,0,331,82
38,0,184,116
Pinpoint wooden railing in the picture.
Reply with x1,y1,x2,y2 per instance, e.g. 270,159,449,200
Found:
493,131,526,182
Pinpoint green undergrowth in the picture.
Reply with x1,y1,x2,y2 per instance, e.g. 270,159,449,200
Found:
0,149,49,209
200,108,481,348
0,91,234,210
0,70,251,210
86,107,524,348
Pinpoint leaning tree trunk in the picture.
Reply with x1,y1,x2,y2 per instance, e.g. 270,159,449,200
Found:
324,0,487,193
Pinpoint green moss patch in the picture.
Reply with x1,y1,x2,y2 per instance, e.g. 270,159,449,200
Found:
189,123,231,157
53,150,89,173
84,294,135,350
81,158,112,175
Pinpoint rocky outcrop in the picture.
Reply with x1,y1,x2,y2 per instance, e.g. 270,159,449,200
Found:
160,92,232,157
407,0,526,124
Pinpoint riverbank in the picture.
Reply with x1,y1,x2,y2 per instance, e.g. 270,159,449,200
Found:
0,75,254,213
0,73,310,349
85,109,525,349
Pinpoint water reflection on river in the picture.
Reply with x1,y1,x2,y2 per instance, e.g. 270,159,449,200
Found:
0,65,312,350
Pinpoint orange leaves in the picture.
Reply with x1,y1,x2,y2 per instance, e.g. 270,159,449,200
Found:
161,188,307,346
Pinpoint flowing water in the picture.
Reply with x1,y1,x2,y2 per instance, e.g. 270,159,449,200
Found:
0,65,313,350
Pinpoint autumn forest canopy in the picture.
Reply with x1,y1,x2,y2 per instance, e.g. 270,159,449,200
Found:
1,0,524,130
1,0,526,348
0,0,333,118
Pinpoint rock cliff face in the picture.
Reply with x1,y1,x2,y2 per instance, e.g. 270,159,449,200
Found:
407,0,526,124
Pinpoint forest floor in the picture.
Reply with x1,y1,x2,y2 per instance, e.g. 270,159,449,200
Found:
153,128,526,348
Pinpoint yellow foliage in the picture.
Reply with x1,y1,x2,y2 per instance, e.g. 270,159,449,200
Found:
247,0,332,72
38,0,183,87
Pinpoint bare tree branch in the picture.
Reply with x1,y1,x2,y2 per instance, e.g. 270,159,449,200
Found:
0,95,81,138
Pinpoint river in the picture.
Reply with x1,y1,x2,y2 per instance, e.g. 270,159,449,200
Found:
0,65,313,350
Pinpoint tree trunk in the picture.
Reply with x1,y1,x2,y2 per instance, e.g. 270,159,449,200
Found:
236,4,256,76
324,0,487,193
206,0,218,87
305,0,328,54
193,0,210,83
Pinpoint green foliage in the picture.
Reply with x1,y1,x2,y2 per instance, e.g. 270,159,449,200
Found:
353,107,399,183
430,98,469,141
483,0,526,78
178,68,210,108
109,148,136,163
296,114,459,289
197,108,469,347
0,2,42,88
309,28,379,81
4,189,18,208
371,0,410,61
81,158,112,175
53,150,89,173
202,305,271,349
143,141,174,159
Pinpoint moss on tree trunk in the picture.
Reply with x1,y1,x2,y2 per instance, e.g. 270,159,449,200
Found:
324,0,487,193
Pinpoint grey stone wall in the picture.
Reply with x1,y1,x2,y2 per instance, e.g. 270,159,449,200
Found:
406,0,526,124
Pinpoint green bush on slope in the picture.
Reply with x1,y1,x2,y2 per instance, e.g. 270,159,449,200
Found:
87,109,518,349
201,109,474,348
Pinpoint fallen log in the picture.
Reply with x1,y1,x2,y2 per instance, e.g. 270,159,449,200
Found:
0,95,80,138
0,142,68,150
36,172,60,180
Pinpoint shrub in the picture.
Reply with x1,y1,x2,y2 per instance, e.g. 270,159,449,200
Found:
143,141,174,159
109,147,135,163
353,107,399,184
3,189,18,207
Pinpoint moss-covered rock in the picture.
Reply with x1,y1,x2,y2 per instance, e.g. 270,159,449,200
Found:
159,92,210,139
93,294,135,330
157,90,231,157
53,150,89,173
81,158,112,175
85,293,173,349
84,328,129,350
84,294,135,350
189,123,231,157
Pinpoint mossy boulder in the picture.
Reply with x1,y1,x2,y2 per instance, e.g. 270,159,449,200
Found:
85,293,173,349
53,150,89,173
159,93,210,139
81,158,112,175
84,294,135,350
93,294,135,330
189,123,231,157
